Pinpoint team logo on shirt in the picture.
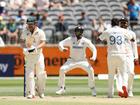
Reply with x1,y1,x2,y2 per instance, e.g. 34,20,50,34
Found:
34,32,39,36
73,46,83,49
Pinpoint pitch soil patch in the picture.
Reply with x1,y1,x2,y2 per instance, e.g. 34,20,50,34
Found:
0,96,139,105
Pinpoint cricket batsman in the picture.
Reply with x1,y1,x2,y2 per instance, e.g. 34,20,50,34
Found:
20,17,46,99
56,25,97,96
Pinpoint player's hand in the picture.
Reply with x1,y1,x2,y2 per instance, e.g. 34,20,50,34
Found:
27,46,37,53
130,38,135,42
134,59,139,65
28,48,36,53
89,58,99,66
90,57,96,61
23,48,29,55
63,48,68,52
93,59,99,65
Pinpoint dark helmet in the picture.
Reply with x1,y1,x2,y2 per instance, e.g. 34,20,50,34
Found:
119,18,128,23
26,17,36,25
75,26,84,36
119,18,128,29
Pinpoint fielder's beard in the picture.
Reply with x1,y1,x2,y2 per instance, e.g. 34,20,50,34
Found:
75,31,83,40
76,35,82,40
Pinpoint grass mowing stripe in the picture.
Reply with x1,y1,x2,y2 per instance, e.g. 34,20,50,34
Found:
0,78,139,96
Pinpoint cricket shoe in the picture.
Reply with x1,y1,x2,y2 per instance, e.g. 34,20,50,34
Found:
118,91,123,98
91,87,96,97
128,90,133,97
39,94,45,98
56,88,65,95
122,86,128,98
27,94,35,99
35,87,45,98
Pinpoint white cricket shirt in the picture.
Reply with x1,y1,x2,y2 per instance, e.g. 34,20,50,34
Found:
21,27,46,54
99,26,133,55
59,36,97,61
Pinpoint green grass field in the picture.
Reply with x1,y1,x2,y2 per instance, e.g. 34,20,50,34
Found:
0,77,140,105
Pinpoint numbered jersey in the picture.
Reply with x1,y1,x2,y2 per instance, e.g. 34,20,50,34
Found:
99,26,133,55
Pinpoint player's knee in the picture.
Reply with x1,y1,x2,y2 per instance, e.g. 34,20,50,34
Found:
38,71,47,79
60,67,66,73
87,68,94,73
26,73,34,80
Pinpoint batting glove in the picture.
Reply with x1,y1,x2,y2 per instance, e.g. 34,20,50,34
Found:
27,46,37,53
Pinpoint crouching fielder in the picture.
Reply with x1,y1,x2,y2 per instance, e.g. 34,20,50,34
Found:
56,26,97,96
20,17,47,99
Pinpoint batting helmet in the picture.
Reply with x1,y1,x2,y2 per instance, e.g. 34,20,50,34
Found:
74,26,84,36
26,17,36,24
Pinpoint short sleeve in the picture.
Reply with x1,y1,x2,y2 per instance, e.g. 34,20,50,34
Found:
40,30,46,41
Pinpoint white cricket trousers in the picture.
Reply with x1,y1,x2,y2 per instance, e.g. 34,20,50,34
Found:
116,54,134,92
58,58,95,89
126,54,134,75
25,53,46,96
127,55,135,91
107,54,128,97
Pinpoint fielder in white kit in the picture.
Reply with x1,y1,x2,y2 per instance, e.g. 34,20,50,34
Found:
20,17,46,99
117,18,138,97
56,26,97,96
99,18,134,98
